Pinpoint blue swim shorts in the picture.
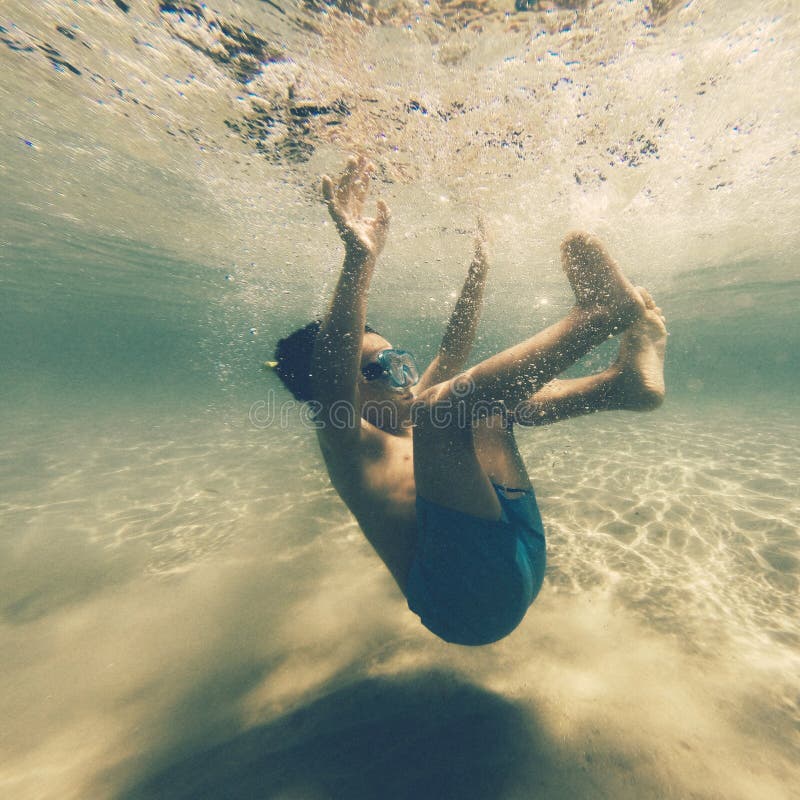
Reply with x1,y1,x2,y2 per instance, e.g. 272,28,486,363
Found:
406,483,546,646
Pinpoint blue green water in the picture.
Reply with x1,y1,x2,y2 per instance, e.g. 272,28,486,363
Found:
1,1,799,798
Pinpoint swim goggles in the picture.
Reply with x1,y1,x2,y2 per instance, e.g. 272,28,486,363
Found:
361,348,420,390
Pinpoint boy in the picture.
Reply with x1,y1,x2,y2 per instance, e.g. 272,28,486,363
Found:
270,156,667,646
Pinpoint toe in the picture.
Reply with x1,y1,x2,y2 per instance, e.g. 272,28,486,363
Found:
637,287,656,309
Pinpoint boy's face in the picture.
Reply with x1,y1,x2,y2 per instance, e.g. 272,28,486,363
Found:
358,332,415,427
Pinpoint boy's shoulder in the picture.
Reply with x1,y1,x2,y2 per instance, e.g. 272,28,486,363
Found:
318,420,408,471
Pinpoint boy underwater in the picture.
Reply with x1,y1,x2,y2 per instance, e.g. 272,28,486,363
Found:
270,156,667,646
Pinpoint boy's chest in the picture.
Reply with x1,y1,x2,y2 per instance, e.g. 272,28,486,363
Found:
359,434,417,518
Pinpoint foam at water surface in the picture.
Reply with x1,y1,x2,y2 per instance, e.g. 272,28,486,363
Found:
2,0,799,274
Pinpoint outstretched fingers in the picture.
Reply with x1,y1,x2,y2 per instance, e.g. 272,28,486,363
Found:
323,155,371,218
338,155,369,215
468,214,490,273
322,175,333,203
374,198,390,229
476,213,488,241
322,156,390,257
352,162,373,210
322,174,348,234
336,155,359,194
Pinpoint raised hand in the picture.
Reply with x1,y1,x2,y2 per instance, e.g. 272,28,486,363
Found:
415,215,491,392
322,155,391,263
470,214,490,277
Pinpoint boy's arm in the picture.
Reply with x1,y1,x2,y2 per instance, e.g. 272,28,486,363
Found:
311,157,390,441
416,221,489,392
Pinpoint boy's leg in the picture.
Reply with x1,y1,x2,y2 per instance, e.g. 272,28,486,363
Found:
432,290,667,515
515,290,667,425
417,233,645,418
413,413,505,519
472,413,533,492
412,232,644,516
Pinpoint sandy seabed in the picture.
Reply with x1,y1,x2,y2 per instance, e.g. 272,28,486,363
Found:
1,402,797,799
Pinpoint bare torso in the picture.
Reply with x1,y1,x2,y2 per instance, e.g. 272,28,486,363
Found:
318,414,532,592
319,423,417,591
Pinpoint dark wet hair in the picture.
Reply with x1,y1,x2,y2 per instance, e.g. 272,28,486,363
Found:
272,321,380,402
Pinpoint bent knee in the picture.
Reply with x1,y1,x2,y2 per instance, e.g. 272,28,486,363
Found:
416,372,472,403
415,371,505,416
412,376,466,423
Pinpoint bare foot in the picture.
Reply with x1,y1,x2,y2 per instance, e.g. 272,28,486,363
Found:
560,232,645,332
608,287,667,410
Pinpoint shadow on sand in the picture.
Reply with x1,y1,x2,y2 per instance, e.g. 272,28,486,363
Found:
120,669,545,800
